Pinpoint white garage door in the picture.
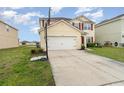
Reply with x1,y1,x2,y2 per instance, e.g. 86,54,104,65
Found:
48,36,77,50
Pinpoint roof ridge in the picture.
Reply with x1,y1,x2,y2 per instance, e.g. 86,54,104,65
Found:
97,13,124,25
46,19,82,33
0,20,18,30
40,17,72,20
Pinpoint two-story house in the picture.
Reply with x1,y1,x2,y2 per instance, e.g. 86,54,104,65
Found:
0,20,19,49
39,15,95,50
95,14,124,47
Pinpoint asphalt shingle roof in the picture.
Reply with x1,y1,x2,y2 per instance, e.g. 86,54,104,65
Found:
97,14,124,25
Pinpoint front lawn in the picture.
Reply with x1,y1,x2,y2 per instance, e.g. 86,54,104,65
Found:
87,47,124,62
0,46,55,86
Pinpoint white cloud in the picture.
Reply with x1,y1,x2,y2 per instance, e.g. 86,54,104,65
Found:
90,9,103,19
0,10,44,25
75,7,96,15
30,26,40,34
9,7,24,10
51,7,63,15
0,7,24,12
75,7,104,22
14,12,44,24
1,10,17,18
84,9,103,22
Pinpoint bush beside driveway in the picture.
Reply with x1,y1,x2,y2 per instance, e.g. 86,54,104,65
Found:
0,46,55,86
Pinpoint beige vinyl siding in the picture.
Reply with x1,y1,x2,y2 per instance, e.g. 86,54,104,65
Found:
95,19,122,46
40,21,81,50
121,19,124,43
40,30,46,49
71,19,95,42
0,21,19,49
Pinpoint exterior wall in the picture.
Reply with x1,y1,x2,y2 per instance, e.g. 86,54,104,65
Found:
0,21,18,49
40,30,46,49
121,19,124,45
95,19,122,46
40,21,81,50
83,25,95,43
71,19,95,43
71,16,90,22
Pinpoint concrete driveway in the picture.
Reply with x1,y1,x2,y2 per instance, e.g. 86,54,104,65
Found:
48,50,124,86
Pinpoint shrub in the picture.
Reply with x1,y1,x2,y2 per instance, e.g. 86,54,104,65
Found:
104,41,112,47
31,49,36,54
97,45,103,48
87,43,96,47
36,43,40,48
81,44,85,50
96,43,103,48
38,48,44,53
121,43,124,47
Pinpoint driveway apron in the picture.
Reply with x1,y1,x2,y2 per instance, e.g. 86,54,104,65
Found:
48,50,124,86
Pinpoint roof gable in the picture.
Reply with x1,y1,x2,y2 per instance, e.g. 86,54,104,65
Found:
72,15,94,23
47,20,82,33
0,20,18,31
96,14,124,26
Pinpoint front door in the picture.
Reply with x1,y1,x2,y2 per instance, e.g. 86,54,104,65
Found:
81,36,84,44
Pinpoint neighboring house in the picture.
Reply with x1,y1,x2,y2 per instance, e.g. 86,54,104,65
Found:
20,41,30,45
39,16,95,50
95,14,124,47
0,20,19,49
20,41,39,46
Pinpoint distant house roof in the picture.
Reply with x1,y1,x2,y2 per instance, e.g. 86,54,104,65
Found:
96,14,124,27
32,41,39,43
39,17,72,21
40,16,95,23
21,41,39,43
21,41,30,43
39,15,94,33
0,20,18,31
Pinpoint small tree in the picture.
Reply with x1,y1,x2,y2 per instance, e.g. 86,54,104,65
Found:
81,44,85,50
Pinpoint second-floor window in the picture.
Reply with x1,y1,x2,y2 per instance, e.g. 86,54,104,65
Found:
84,23,91,30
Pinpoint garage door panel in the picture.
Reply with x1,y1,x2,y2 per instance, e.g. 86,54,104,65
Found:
48,36,77,50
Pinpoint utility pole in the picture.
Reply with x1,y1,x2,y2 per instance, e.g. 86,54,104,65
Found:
45,7,51,60
45,22,48,59
48,7,51,25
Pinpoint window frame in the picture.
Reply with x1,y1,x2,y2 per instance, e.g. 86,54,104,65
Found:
84,23,91,30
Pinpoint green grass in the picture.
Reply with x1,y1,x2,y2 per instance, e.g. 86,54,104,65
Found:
0,46,55,86
88,47,124,62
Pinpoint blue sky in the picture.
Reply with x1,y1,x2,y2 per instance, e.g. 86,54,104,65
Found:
0,7,124,41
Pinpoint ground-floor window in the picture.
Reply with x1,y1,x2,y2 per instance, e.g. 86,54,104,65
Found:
86,37,93,43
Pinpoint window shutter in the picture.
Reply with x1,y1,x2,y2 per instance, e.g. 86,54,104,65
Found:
91,37,93,43
79,23,83,30
82,23,83,30
79,23,81,30
91,24,93,30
